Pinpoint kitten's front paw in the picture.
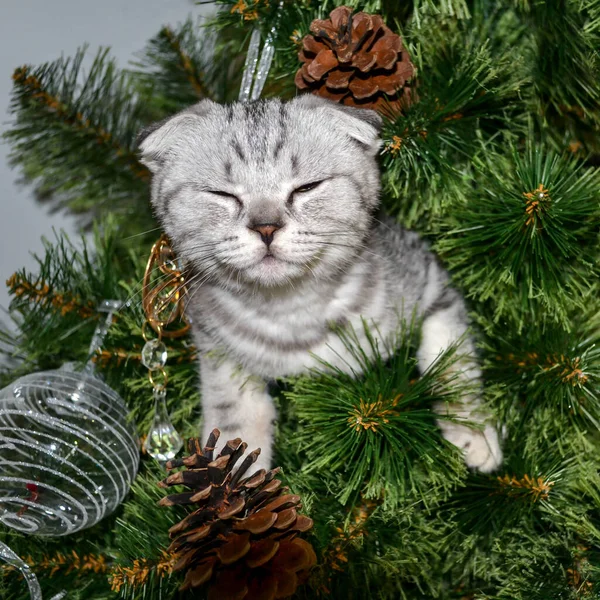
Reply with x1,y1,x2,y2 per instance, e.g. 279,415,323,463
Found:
440,422,503,473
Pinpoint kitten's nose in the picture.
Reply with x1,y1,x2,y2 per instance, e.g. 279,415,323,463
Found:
249,223,282,246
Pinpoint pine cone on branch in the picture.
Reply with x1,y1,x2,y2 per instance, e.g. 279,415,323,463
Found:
158,429,316,600
295,6,415,117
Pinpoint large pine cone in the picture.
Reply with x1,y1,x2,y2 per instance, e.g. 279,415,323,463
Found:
158,430,316,600
295,6,415,117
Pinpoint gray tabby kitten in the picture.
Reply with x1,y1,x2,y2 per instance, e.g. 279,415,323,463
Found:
138,95,502,474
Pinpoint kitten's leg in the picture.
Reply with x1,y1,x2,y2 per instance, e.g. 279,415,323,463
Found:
417,290,502,473
200,353,275,473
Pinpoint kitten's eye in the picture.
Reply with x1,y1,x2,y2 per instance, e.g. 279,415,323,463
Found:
294,181,324,194
209,190,243,207
288,180,325,205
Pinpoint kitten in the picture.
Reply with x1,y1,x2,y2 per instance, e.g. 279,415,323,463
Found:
138,95,502,474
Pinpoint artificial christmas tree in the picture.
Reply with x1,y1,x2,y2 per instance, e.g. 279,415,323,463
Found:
1,1,600,599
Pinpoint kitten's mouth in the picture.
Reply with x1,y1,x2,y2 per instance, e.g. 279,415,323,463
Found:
259,248,288,264
241,249,316,287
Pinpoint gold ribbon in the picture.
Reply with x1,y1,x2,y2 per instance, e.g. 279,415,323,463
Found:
142,235,190,339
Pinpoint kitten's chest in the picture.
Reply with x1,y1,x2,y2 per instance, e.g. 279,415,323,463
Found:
190,274,390,378
195,288,333,366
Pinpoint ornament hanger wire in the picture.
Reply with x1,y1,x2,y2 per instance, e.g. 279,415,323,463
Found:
84,299,123,374
0,541,66,600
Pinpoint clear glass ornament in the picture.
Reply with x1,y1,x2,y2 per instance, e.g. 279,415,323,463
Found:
141,339,168,370
0,300,139,536
143,388,183,462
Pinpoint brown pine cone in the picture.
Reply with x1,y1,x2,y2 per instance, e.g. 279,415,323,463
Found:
295,6,415,117
158,430,316,600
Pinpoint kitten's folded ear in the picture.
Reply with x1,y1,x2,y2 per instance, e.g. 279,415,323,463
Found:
292,94,383,154
137,99,216,172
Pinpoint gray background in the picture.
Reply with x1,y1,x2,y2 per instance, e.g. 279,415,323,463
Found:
0,0,215,325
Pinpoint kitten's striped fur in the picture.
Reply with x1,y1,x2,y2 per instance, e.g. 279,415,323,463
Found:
139,95,502,473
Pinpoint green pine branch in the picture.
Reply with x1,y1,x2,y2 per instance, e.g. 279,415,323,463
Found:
129,18,240,116
0,218,133,374
284,320,470,511
480,309,600,433
518,0,600,122
4,48,153,232
439,416,600,598
435,144,600,329
0,221,200,439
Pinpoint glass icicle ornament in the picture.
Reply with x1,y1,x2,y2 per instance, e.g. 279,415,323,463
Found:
0,300,139,536
238,1,284,102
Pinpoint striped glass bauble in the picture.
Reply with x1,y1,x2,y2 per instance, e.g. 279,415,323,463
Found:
0,369,140,536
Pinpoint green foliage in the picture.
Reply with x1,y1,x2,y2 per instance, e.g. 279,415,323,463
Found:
0,220,200,437
4,49,153,233
380,37,524,225
519,0,600,121
440,412,600,599
436,144,600,328
481,308,600,432
129,18,247,115
285,321,468,510
129,19,215,117
1,218,133,375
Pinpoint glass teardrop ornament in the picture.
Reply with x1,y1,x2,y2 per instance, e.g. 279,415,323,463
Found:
143,388,183,462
